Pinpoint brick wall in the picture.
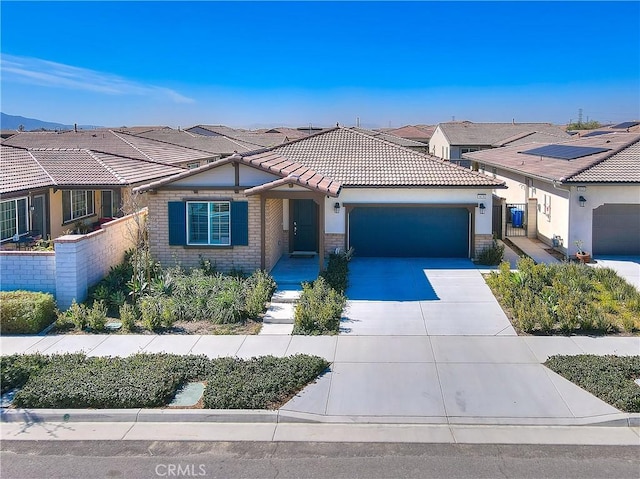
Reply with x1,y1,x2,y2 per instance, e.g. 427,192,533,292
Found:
0,251,56,295
264,198,284,271
148,190,262,272
1,210,144,309
324,233,346,255
54,210,144,309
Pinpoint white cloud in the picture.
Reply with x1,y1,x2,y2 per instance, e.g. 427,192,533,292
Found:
1,54,195,104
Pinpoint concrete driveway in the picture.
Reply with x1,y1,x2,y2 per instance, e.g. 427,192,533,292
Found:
342,258,515,336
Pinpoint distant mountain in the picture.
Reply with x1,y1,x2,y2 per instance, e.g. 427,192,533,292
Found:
0,112,101,131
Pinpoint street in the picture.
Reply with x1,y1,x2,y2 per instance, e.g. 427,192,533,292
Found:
2,441,638,479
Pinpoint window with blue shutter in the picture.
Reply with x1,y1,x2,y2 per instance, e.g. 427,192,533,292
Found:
231,201,249,246
168,201,186,245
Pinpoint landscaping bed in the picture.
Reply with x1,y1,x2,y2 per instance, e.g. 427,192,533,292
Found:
545,355,640,413
486,258,640,335
0,353,329,409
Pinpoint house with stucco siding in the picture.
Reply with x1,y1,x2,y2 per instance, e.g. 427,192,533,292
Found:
134,127,505,273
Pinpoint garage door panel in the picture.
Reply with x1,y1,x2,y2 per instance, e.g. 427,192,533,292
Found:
593,204,640,255
349,207,469,257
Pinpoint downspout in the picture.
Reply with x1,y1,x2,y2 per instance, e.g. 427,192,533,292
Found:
552,179,571,260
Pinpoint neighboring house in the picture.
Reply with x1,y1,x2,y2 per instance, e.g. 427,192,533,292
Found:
429,121,570,167
134,127,505,273
380,125,435,146
2,129,216,169
259,127,315,140
0,144,186,243
186,125,289,148
463,132,640,257
573,120,640,138
352,127,429,153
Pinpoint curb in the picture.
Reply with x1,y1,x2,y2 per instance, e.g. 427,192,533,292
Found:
2,408,639,428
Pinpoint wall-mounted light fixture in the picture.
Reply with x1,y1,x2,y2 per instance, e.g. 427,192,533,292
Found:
334,202,341,214
578,195,586,207
478,203,486,214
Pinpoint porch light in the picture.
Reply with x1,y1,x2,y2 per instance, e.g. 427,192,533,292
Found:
578,195,586,207
334,202,341,214
478,203,486,214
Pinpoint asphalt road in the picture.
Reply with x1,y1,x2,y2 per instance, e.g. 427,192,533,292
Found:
1,441,639,479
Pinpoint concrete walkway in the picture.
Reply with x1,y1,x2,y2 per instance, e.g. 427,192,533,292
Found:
506,236,561,264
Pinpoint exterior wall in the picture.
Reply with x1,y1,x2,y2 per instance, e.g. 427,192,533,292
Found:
0,251,56,295
428,126,450,158
49,189,65,239
325,233,346,254
147,189,262,272
264,198,284,271
474,233,494,256
326,187,494,256
54,210,144,309
0,210,143,309
569,184,640,257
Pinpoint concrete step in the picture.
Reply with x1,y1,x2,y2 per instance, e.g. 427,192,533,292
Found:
271,290,302,303
259,323,294,335
263,302,295,324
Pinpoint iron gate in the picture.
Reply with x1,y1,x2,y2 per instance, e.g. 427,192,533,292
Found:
505,203,527,237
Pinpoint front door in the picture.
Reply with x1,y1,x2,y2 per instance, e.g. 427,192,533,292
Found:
31,195,46,238
291,199,318,252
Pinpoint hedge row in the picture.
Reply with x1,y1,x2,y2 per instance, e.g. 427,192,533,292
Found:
1,353,329,409
0,291,56,334
545,355,640,413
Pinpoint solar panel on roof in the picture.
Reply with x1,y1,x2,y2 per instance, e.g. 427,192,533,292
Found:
520,145,610,160
582,131,613,137
611,121,639,129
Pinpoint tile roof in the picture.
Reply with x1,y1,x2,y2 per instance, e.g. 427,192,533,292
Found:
187,125,288,147
1,144,185,195
3,130,215,165
438,122,570,146
135,153,342,197
265,127,504,187
132,128,257,155
259,127,314,139
463,132,640,183
352,127,429,148
1,145,54,194
382,125,435,141
492,131,572,147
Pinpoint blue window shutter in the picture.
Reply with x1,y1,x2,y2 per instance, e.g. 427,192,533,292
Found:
231,201,249,246
168,201,186,245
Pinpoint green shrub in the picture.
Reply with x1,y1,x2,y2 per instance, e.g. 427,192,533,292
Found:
202,354,329,409
119,303,138,332
293,277,346,335
244,270,277,318
0,353,49,394
319,250,351,294
12,353,185,409
138,295,176,331
476,238,505,266
0,291,56,334
2,353,328,410
545,355,640,412
86,300,108,332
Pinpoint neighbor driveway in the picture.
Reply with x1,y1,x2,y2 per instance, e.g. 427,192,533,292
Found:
341,258,516,336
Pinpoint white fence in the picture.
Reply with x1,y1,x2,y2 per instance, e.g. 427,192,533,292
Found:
0,209,145,310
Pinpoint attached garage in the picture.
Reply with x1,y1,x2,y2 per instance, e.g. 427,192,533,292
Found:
593,204,640,255
348,206,470,257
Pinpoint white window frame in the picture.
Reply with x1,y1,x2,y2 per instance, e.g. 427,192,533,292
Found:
186,201,231,246
63,190,95,223
0,197,29,241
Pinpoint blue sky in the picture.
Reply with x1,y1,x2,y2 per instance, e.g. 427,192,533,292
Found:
1,1,639,128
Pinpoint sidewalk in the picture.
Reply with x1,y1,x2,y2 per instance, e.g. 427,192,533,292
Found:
2,334,639,432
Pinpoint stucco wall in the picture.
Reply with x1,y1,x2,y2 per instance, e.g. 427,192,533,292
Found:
147,189,262,272
429,126,449,158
